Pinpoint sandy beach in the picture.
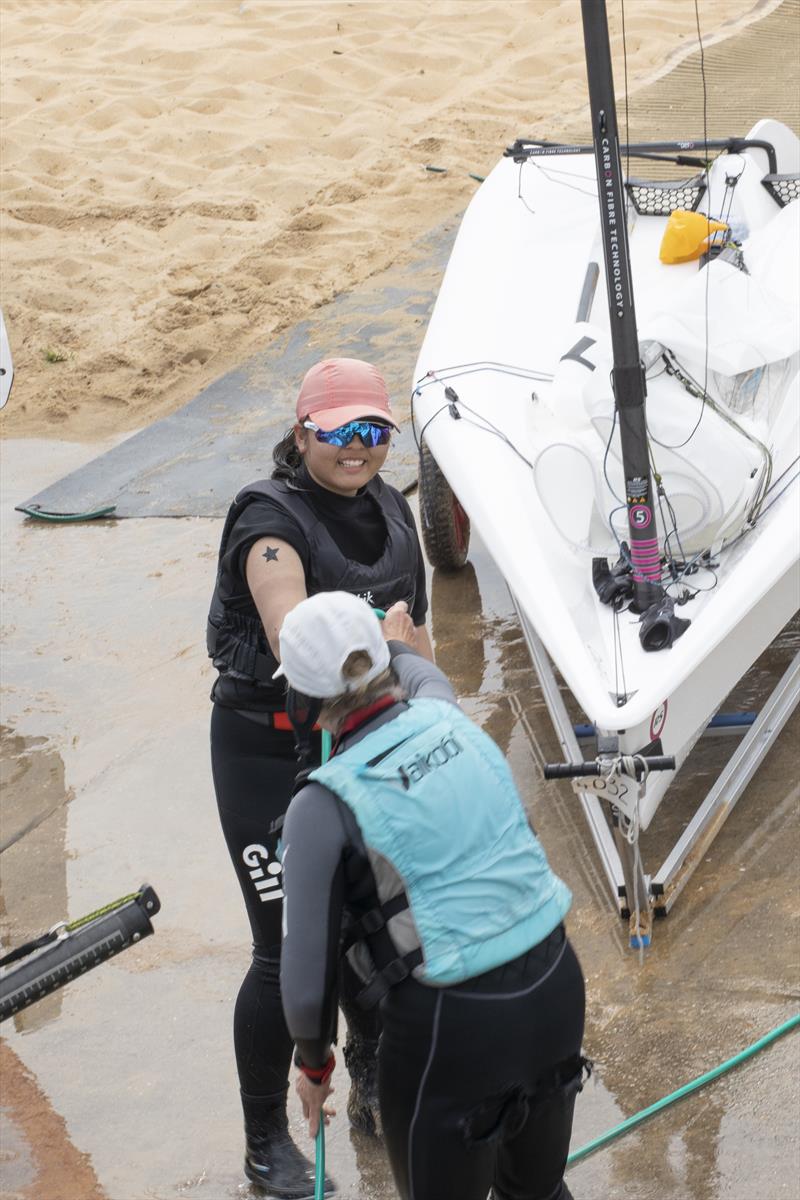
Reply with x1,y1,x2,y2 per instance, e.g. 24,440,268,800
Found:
0,0,779,441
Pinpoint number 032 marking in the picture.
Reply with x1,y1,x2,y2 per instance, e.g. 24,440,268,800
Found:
573,775,631,801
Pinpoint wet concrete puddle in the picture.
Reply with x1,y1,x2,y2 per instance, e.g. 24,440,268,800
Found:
1,439,798,1199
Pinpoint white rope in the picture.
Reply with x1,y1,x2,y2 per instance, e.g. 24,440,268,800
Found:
597,754,650,958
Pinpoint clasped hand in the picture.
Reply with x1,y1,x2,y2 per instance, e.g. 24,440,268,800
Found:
295,1071,336,1139
382,599,416,645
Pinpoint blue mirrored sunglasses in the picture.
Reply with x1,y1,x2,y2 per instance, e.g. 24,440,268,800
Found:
303,419,393,448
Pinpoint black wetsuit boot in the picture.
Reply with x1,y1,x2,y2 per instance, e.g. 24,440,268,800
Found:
241,1090,333,1198
492,1187,574,1200
343,1036,381,1137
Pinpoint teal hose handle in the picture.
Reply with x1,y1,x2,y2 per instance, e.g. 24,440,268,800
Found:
314,1121,326,1199
313,728,333,1198
312,607,383,1195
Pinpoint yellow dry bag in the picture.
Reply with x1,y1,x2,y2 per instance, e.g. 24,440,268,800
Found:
659,209,729,264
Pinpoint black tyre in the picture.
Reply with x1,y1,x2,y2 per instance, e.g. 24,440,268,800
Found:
418,441,470,570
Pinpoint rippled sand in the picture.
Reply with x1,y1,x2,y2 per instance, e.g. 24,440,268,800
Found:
0,0,775,439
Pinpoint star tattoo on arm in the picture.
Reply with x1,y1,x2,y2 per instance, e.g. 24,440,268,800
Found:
262,545,279,562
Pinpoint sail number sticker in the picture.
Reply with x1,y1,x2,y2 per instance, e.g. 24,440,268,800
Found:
650,700,668,741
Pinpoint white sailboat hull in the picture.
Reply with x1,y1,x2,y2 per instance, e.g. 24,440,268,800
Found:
413,120,800,833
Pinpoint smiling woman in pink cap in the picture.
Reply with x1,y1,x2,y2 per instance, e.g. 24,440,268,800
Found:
205,357,432,1197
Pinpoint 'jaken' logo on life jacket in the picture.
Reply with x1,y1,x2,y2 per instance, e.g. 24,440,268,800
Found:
397,735,462,789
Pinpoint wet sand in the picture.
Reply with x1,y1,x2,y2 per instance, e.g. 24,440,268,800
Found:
1,436,798,1200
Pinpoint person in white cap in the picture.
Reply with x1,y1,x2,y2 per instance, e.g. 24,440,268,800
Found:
278,592,588,1200
205,358,432,1197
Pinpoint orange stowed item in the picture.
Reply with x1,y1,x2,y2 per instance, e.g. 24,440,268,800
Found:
659,209,729,264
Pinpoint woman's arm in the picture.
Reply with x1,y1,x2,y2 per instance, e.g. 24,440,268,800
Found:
245,536,307,658
388,641,458,705
281,785,349,1069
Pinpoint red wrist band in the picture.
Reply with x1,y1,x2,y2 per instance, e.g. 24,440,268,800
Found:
298,1052,335,1084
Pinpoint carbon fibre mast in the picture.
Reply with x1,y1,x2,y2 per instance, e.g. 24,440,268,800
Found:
580,0,664,619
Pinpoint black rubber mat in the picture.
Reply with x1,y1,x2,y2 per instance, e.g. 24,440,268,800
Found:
17,0,798,520
16,218,458,518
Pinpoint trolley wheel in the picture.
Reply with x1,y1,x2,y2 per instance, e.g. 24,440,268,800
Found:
418,441,470,570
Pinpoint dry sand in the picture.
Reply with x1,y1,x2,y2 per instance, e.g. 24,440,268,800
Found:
0,0,782,442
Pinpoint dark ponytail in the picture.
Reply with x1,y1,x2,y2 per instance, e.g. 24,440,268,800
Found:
271,429,303,482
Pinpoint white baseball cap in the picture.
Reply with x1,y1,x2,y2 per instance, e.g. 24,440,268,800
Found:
273,591,391,699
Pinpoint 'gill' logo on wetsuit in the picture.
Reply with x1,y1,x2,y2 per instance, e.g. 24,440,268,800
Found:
242,843,283,903
397,735,463,789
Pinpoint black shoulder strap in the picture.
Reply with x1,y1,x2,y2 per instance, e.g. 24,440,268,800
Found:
342,891,426,1009
354,948,424,1009
342,892,410,949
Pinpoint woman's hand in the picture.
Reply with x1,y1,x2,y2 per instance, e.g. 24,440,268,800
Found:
295,1072,336,1139
382,600,416,645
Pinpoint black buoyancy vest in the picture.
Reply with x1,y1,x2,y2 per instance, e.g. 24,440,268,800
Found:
206,476,419,709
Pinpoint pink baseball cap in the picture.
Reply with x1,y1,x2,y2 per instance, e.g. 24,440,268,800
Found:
296,358,399,431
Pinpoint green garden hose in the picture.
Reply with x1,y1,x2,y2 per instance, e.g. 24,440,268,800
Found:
314,1121,326,1200
16,504,117,522
567,1013,800,1167
313,728,334,1199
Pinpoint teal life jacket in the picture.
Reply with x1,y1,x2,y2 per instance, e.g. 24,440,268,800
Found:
309,697,571,1000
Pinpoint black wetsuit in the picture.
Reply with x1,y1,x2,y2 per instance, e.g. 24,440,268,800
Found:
209,466,428,1099
281,645,586,1200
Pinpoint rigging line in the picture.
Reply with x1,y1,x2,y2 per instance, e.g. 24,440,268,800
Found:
763,455,800,497
631,794,646,967
614,604,629,708
410,393,450,451
411,388,537,472
528,161,599,186
659,352,760,451
647,402,705,449
694,0,713,418
602,405,625,506
519,159,599,205
648,351,709,449
753,468,796,520
649,479,673,568
612,605,622,707
719,159,746,231
607,504,629,557
648,445,689,571
663,540,720,592
671,542,718,579
620,0,631,190
517,161,537,214
666,566,718,598
656,351,774,523
413,362,552,389
646,362,668,382
619,626,629,710
453,407,536,471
